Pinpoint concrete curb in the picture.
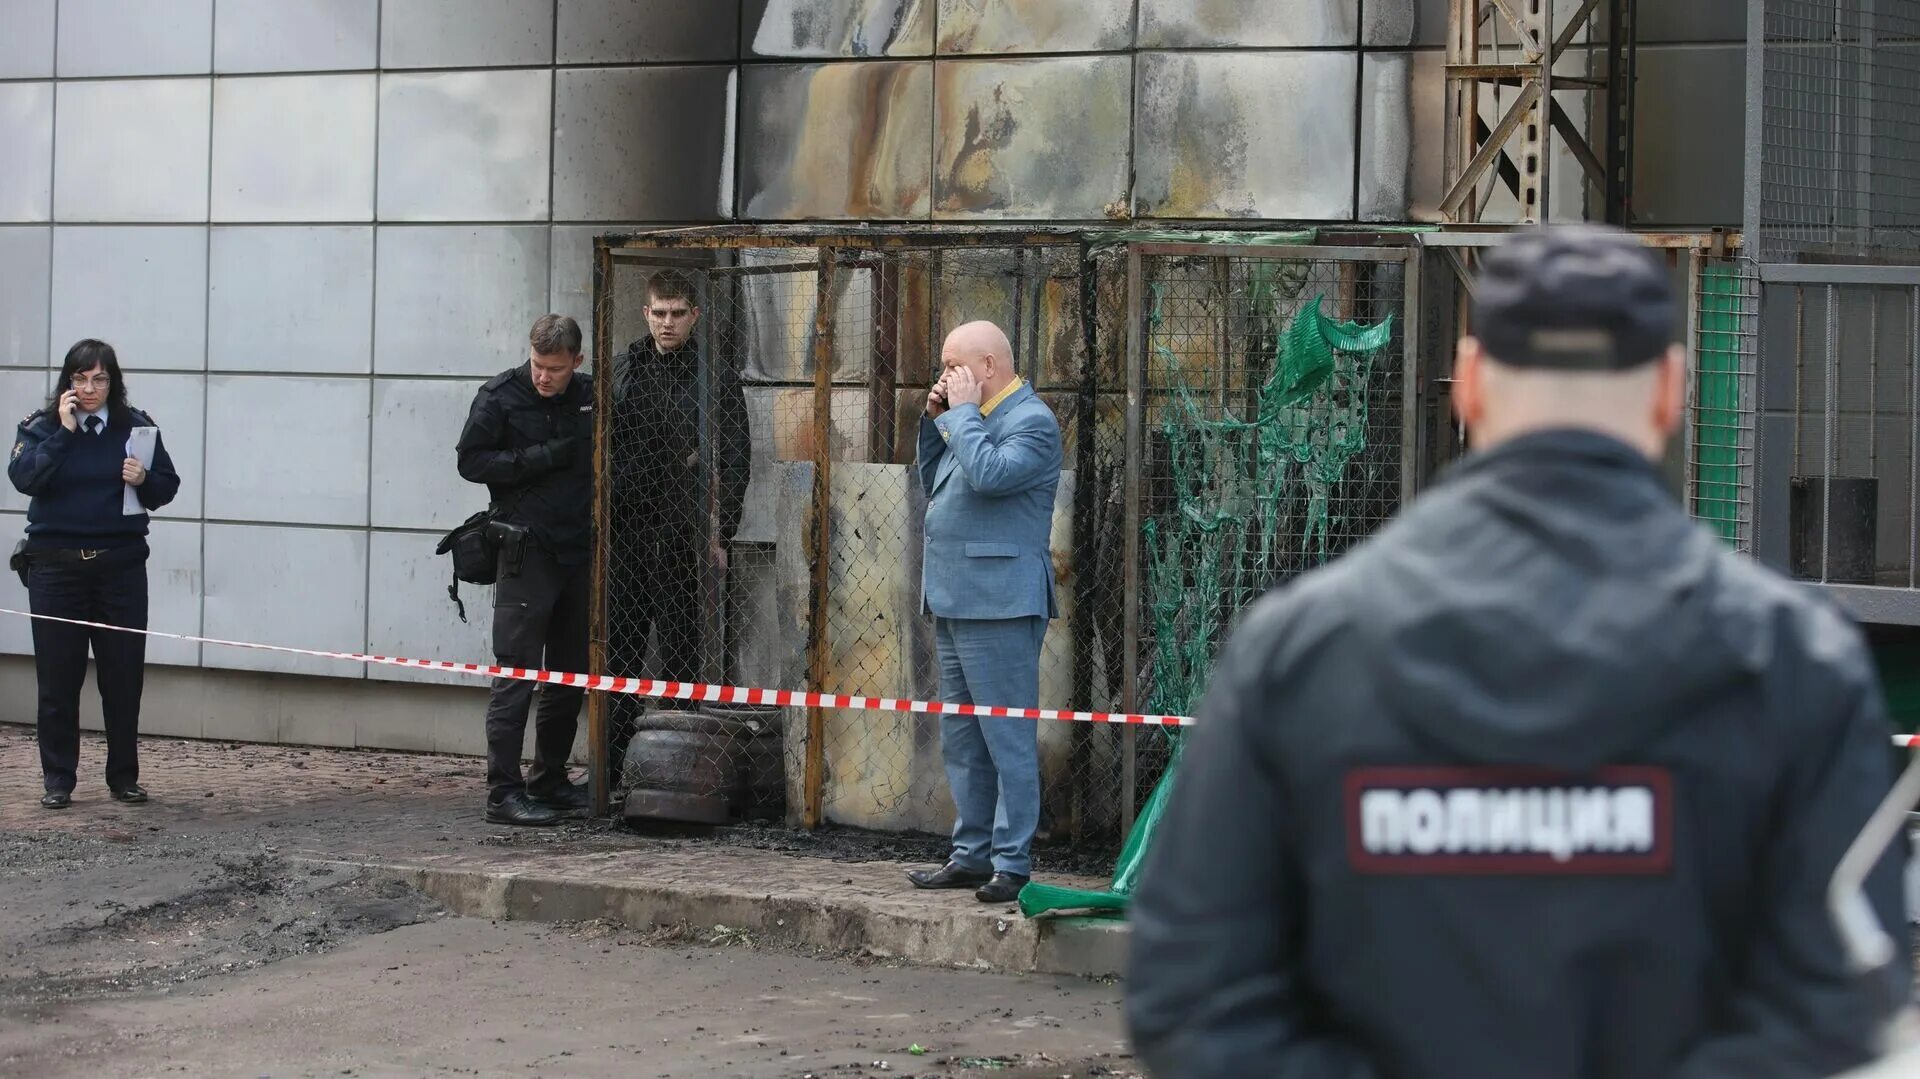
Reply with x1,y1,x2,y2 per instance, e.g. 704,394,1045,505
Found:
297,854,1129,979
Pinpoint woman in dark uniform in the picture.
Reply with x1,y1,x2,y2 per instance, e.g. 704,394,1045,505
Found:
8,340,180,809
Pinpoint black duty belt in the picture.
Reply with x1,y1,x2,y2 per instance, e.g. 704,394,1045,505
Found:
33,546,131,563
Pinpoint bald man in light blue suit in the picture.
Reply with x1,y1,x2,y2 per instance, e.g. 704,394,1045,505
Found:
906,321,1063,905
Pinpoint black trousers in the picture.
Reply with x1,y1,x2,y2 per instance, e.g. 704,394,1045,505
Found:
485,545,589,803
28,548,148,795
605,544,703,779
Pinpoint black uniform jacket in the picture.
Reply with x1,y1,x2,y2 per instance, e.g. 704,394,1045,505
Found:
456,365,594,565
1127,429,1910,1079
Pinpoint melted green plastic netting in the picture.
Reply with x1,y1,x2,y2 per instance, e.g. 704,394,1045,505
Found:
1020,267,1394,919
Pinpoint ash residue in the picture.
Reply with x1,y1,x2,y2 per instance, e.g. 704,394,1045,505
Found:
0,839,441,1008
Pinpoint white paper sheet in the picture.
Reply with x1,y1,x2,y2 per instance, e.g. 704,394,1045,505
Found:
124,426,158,515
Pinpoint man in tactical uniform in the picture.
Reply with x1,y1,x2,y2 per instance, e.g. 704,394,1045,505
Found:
1127,226,1910,1078
456,314,594,826
606,270,750,776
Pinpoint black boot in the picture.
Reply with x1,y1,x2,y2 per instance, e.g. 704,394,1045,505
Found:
485,790,564,827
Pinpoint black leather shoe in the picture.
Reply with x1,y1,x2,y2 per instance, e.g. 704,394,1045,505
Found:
40,791,71,810
975,872,1029,904
906,862,993,890
485,791,564,827
529,780,588,816
110,784,148,804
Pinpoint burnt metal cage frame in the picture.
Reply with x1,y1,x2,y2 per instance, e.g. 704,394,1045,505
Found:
587,226,1427,838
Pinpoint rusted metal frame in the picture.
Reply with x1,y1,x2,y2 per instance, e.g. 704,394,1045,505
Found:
588,238,614,818
1448,65,1603,89
695,262,725,687
1604,0,1638,224
1068,242,1100,845
602,251,717,271
869,255,901,463
1549,100,1609,193
1486,0,1547,58
1446,0,1483,224
1419,228,1744,249
1402,249,1424,504
700,261,829,279
1130,242,1412,262
1524,0,1552,225
1440,81,1545,219
1909,286,1917,588
1552,0,1605,58
1120,245,1145,840
602,227,1089,252
1470,115,1525,199
803,248,838,830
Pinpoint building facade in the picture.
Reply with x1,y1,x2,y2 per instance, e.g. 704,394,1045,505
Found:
0,0,1743,765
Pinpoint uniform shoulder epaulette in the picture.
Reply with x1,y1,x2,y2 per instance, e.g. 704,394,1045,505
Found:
18,408,46,429
483,369,516,391
130,408,156,426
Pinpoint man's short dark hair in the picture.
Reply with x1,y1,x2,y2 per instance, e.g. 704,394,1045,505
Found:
647,270,698,306
529,313,582,356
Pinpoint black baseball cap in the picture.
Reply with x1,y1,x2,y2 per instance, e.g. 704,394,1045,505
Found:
1471,224,1676,371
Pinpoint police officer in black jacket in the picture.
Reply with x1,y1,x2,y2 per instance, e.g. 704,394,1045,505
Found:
10,339,181,809
606,270,750,775
457,315,594,826
1127,227,1910,1078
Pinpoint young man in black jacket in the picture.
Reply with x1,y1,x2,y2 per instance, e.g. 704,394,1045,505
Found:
605,270,750,777
1126,226,1911,1078
456,314,594,826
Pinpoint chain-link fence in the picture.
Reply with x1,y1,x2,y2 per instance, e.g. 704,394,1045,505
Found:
1128,243,1414,819
586,228,1420,852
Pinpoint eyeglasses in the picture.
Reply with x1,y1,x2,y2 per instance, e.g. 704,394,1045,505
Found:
70,375,110,390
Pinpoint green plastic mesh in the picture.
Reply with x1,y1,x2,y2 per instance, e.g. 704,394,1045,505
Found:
1694,264,1744,545
1021,267,1393,919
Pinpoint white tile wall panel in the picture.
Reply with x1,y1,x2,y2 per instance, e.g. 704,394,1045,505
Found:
366,529,494,686
214,0,379,73
212,75,377,223
202,523,366,678
50,226,208,371
373,226,549,377
0,227,50,367
56,0,213,77
380,0,555,69
203,376,369,526
208,226,374,374
129,372,207,520
54,80,211,222
0,83,52,222
370,377,487,532
377,70,553,222
0,0,56,78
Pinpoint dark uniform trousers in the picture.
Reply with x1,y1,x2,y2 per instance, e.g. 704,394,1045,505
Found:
485,544,589,803
605,541,703,777
29,547,148,794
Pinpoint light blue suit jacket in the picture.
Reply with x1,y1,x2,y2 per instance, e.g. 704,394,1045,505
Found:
917,382,1063,621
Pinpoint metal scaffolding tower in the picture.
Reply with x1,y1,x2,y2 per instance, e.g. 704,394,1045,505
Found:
1441,0,1638,225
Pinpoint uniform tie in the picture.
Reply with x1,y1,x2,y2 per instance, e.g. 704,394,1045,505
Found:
84,416,101,436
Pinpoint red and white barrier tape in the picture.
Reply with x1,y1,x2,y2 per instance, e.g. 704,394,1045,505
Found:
0,607,1197,728
10,606,1920,744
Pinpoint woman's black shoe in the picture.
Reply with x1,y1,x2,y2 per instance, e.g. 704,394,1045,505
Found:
40,791,71,809
110,784,148,804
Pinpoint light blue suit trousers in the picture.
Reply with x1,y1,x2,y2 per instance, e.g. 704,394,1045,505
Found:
936,614,1045,877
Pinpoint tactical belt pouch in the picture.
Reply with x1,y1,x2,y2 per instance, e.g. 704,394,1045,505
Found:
435,508,505,622
8,539,26,588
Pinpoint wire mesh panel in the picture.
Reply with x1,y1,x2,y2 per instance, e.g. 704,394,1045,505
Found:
1775,278,1920,586
1129,245,1412,818
593,231,1140,849
1690,255,1761,552
590,229,1421,857
1758,0,1920,259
